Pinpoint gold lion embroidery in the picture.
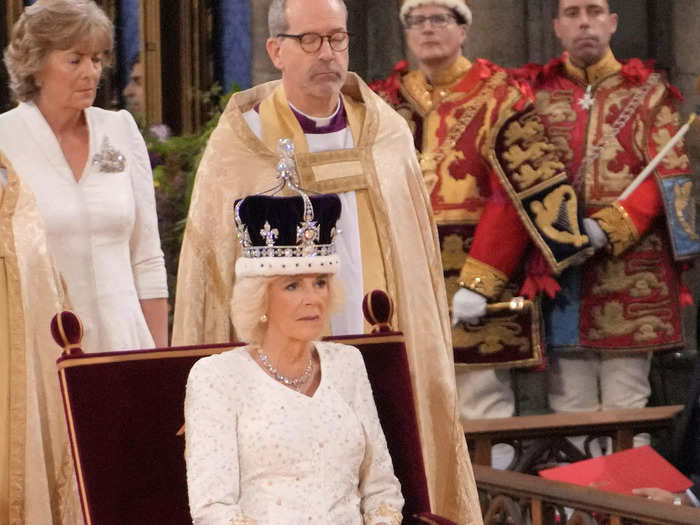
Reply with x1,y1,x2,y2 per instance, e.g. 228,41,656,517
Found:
501,111,567,191
456,318,529,355
655,105,680,128
530,185,589,247
674,181,698,239
653,128,690,170
535,91,577,123
592,259,668,297
535,91,576,164
503,118,546,146
587,301,673,342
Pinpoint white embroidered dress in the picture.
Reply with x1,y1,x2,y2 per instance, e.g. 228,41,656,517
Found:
185,341,404,525
0,102,168,353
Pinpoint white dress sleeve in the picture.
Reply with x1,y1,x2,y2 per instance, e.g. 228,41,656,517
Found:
121,110,168,300
347,350,404,525
184,356,256,524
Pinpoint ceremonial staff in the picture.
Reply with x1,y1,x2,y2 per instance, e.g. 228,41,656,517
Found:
619,113,697,200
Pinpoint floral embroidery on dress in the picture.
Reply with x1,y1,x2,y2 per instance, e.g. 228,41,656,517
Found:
92,137,126,173
230,514,257,525
364,503,402,525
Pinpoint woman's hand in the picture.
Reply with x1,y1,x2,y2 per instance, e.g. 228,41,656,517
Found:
632,487,687,505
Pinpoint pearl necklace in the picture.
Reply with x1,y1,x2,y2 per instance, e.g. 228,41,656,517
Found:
255,346,314,392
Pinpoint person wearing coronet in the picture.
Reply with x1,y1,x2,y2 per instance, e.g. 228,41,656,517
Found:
459,0,700,425
185,190,404,524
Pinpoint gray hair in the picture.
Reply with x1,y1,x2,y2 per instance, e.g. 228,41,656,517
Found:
4,0,113,102
268,0,348,37
231,274,345,344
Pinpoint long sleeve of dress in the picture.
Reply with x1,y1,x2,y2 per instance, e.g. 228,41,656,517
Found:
185,357,254,525
348,351,404,525
122,111,168,300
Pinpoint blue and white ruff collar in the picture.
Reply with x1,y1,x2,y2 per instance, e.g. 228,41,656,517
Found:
234,139,342,277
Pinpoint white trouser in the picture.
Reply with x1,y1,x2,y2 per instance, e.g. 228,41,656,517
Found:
548,352,652,412
456,367,515,419
457,367,516,469
548,352,652,450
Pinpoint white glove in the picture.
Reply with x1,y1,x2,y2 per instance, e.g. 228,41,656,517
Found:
452,288,487,327
583,217,608,250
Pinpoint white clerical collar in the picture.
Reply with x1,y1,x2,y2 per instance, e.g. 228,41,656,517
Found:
288,99,341,128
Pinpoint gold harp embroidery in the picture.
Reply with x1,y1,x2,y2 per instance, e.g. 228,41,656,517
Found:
530,185,589,247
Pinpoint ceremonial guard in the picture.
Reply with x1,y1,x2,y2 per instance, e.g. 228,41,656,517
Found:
371,0,592,437
474,0,700,418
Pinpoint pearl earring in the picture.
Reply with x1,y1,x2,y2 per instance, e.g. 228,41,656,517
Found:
260,314,268,323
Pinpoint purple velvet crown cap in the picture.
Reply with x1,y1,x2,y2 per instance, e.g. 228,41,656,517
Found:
234,193,342,277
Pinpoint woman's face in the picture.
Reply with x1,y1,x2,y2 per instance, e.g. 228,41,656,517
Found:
35,41,104,112
265,273,331,344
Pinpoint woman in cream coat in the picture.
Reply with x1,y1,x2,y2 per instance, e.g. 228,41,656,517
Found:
1,0,168,352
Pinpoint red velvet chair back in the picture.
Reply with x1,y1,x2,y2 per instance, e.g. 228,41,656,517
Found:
55,302,430,524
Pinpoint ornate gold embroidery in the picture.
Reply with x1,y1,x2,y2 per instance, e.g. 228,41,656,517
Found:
458,319,529,355
591,203,640,256
530,185,589,247
401,56,472,115
597,132,634,190
655,105,679,128
364,503,402,525
592,259,668,297
653,128,690,170
535,91,576,165
674,181,698,239
535,91,577,123
587,301,674,342
459,257,508,300
419,73,505,192
500,111,567,192
402,70,433,115
563,49,622,85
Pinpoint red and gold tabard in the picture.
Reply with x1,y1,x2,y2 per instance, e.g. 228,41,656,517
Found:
507,50,699,353
372,57,593,368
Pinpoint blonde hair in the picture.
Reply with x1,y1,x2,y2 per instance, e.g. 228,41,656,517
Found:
4,0,114,102
231,274,346,344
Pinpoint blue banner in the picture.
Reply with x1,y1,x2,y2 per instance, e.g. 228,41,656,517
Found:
117,0,141,90
215,0,252,91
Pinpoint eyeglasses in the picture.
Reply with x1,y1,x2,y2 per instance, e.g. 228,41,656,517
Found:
404,13,457,29
276,31,351,53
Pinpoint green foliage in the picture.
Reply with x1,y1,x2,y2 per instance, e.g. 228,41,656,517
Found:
143,85,237,299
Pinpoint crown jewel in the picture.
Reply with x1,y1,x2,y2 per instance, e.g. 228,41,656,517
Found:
233,139,341,277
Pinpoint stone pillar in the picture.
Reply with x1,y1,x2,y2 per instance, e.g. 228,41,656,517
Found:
464,0,527,67
524,0,560,64
671,0,700,352
250,0,279,86
671,0,700,118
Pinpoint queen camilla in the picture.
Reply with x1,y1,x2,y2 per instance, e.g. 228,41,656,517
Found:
184,182,404,524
